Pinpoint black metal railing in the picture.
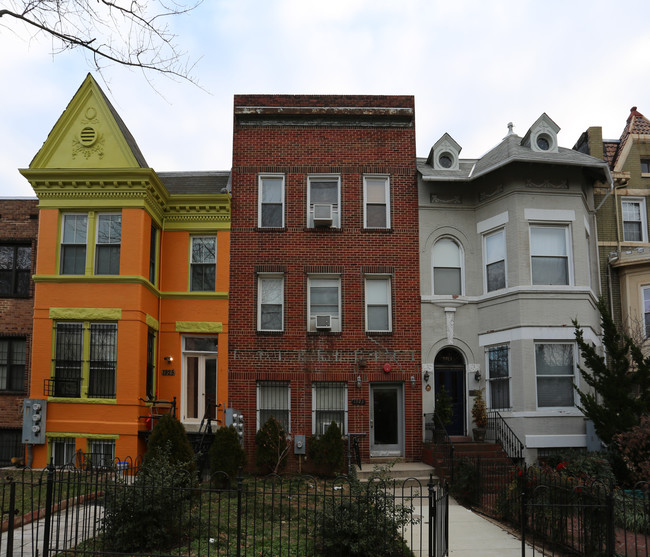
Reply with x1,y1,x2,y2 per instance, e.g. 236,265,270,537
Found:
0,461,449,557
424,412,455,483
486,410,524,462
44,376,81,398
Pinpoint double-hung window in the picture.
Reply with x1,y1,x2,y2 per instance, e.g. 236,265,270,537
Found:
258,175,285,228
313,382,347,435
535,343,575,408
641,159,650,174
52,438,76,467
621,198,647,242
487,345,510,410
364,176,390,229
0,244,31,297
308,176,340,228
87,439,115,469
95,213,121,275
484,229,506,292
365,276,391,332
0,338,26,392
61,214,88,275
190,236,216,291
53,322,117,399
433,238,463,295
258,381,290,432
308,277,341,332
258,275,284,331
530,226,570,285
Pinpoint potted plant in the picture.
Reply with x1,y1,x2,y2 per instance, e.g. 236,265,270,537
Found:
471,388,488,442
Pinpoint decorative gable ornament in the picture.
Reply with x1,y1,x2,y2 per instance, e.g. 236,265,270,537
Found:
522,113,560,154
428,133,462,171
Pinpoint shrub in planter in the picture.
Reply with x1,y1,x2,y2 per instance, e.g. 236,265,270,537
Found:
255,416,290,474
209,425,246,486
308,421,345,475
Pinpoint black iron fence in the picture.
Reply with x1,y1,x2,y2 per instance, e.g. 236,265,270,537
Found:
450,456,649,557
1,462,449,557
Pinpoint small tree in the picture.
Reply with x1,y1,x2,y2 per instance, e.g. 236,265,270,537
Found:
574,298,650,445
471,388,487,429
613,415,650,485
255,416,290,474
145,413,196,475
308,421,345,475
209,425,246,484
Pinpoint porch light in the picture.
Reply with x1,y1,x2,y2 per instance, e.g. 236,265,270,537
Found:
164,355,174,363
423,370,430,383
356,375,362,389
474,369,481,382
410,376,416,388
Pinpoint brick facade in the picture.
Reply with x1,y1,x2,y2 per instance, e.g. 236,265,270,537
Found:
229,95,422,469
0,199,39,463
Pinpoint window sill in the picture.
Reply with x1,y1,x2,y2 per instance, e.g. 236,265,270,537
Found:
0,390,26,396
304,227,342,233
361,228,393,233
366,331,393,336
47,397,117,404
307,330,342,336
257,330,284,336
255,227,287,232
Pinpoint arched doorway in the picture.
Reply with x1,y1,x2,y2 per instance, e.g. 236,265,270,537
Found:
434,347,466,436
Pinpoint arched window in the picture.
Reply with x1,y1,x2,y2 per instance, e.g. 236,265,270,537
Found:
433,238,463,295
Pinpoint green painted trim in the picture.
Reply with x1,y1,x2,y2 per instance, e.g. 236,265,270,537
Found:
146,314,159,330
162,292,229,299
46,432,119,440
49,308,122,320
176,321,223,333
46,397,118,405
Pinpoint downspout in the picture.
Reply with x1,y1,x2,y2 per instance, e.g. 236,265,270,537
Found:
156,217,165,401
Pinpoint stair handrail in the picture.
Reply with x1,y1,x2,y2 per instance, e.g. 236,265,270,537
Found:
432,412,455,483
487,410,524,462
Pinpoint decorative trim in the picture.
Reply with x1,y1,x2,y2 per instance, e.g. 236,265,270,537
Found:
479,185,504,202
49,307,122,320
430,194,462,204
46,432,119,439
146,314,159,331
45,397,118,405
525,179,568,190
176,321,223,333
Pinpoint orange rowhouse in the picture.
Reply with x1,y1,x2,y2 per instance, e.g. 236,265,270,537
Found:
20,75,230,468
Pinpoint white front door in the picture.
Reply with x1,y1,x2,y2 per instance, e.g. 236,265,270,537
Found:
182,336,218,424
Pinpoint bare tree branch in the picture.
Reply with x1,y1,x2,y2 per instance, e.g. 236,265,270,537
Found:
0,1,202,84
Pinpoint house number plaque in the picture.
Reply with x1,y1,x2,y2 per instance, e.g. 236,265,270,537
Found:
162,369,175,376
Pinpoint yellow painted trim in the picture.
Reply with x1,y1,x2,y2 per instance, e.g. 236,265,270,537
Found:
46,432,119,440
175,321,223,333
163,292,229,300
146,314,159,331
46,397,118,405
49,308,122,320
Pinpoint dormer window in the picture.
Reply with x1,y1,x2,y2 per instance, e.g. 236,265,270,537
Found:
523,113,560,154
429,133,461,171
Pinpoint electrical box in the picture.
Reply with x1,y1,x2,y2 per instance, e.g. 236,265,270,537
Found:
294,434,306,455
22,399,47,444
225,408,245,446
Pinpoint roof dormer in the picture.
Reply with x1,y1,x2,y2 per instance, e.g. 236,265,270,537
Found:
522,113,560,153
427,133,462,171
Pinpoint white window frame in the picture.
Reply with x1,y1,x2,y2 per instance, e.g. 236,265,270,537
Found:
432,237,464,296
642,286,650,338
258,174,285,228
530,225,572,286
257,274,284,332
534,342,576,409
87,439,115,469
363,175,390,229
486,345,511,410
621,197,648,243
52,438,76,468
312,382,348,435
307,276,341,332
307,175,341,228
95,213,121,275
257,381,291,432
483,228,507,293
365,276,392,332
190,236,217,292
60,213,88,275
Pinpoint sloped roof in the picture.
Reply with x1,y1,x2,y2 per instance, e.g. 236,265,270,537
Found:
419,132,609,182
611,106,650,169
158,171,231,195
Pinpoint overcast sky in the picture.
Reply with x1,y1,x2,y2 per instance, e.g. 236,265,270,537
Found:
1,0,649,197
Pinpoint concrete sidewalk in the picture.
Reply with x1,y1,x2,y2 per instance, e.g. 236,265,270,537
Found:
449,497,534,556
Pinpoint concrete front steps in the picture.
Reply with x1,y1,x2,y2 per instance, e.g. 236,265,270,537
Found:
356,459,438,487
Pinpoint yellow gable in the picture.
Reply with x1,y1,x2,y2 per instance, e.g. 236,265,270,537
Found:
28,74,146,170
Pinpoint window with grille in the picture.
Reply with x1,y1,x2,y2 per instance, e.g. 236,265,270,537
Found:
0,338,26,392
190,236,216,291
313,382,347,435
52,438,76,467
88,324,117,398
258,381,290,432
0,244,31,297
487,345,510,410
88,439,115,469
54,323,83,397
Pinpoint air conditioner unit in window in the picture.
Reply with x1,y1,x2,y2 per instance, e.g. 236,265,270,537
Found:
313,204,333,226
315,314,331,330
